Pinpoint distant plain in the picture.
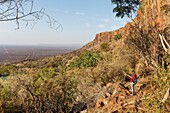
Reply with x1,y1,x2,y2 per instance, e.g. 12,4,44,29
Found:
0,45,81,65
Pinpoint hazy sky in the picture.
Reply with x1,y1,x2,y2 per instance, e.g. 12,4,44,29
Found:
0,0,131,45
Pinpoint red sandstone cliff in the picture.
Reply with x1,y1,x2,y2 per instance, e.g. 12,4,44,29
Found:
81,0,169,51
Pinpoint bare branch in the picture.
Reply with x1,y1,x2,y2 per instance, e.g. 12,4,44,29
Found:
162,35,170,48
122,71,131,78
0,0,62,31
159,34,168,52
162,88,170,103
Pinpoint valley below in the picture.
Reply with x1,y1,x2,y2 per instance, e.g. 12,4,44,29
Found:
0,45,81,65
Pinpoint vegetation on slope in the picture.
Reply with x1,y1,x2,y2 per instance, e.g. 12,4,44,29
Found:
0,0,169,112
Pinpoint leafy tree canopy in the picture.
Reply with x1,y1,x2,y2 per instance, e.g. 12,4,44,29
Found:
111,0,140,18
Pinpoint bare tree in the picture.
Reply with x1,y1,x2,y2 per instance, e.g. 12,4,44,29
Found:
0,0,62,30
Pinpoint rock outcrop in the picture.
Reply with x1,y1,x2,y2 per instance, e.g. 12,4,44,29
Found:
81,22,132,51
81,0,170,51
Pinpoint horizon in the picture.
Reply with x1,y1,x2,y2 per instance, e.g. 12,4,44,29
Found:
0,44,83,46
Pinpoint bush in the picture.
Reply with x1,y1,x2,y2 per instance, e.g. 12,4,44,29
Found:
25,63,36,68
68,51,102,69
0,65,17,76
100,43,110,52
114,34,122,41
0,68,78,113
37,67,57,79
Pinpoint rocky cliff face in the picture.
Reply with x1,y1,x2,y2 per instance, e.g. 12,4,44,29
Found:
81,22,132,51
81,0,170,51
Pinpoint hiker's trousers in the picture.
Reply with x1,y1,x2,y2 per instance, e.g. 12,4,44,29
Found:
130,82,134,93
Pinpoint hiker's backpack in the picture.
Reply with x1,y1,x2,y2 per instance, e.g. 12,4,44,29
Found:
133,77,137,84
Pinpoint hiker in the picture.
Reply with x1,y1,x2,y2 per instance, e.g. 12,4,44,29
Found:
130,71,137,96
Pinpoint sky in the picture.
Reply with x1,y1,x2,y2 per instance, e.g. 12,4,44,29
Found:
0,0,131,45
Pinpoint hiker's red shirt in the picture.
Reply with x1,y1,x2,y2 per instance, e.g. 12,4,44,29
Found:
130,75,135,82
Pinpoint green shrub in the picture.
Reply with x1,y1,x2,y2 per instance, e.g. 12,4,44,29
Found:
25,63,36,68
0,84,11,100
0,65,17,76
68,51,102,69
63,75,78,103
138,1,145,14
100,43,110,52
36,67,57,80
114,34,122,41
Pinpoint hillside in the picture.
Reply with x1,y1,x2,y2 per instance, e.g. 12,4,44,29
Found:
0,0,169,113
